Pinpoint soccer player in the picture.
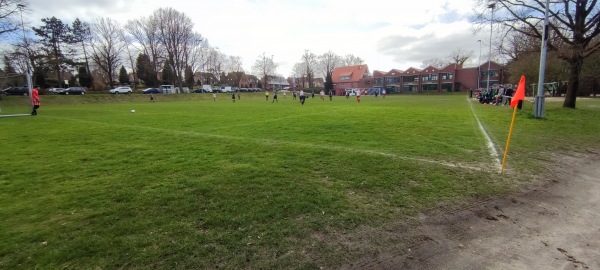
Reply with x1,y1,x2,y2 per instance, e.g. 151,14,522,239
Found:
272,90,278,103
31,85,40,115
299,90,306,105
356,89,361,103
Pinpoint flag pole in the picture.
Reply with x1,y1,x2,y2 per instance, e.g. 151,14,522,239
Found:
501,105,519,174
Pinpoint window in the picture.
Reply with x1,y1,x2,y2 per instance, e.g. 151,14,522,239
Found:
340,75,351,80
480,70,499,78
403,76,418,82
440,73,453,80
374,78,383,85
403,85,418,92
385,77,399,84
422,84,437,91
441,83,453,92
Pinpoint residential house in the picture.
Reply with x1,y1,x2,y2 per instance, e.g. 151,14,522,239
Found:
332,65,370,95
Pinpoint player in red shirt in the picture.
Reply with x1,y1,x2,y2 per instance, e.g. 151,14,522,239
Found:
31,86,40,115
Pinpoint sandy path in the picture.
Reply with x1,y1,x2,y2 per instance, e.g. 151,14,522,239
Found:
342,153,600,270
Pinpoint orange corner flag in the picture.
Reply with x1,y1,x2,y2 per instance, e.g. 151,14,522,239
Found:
510,75,526,107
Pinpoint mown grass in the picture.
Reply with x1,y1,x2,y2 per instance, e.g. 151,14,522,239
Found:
0,93,598,269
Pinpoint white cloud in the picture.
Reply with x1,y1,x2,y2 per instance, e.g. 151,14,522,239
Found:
21,0,489,76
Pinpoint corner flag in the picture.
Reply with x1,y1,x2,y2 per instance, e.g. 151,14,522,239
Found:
510,75,526,107
502,75,526,174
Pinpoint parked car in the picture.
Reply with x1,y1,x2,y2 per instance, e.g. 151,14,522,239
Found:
109,86,133,94
47,88,65,94
142,88,160,94
192,89,209,93
60,87,86,95
1,87,29,96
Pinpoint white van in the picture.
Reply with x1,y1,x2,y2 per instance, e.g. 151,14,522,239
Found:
217,86,232,93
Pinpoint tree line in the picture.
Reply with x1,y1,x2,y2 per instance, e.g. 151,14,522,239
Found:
0,2,365,93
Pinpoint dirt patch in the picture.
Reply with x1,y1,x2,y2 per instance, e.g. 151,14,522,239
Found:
337,151,600,269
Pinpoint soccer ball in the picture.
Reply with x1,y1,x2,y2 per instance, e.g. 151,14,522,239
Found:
131,109,135,113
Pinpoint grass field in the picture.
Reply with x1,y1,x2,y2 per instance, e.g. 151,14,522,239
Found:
1,93,599,268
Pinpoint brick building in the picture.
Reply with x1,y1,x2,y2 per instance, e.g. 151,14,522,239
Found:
333,61,506,95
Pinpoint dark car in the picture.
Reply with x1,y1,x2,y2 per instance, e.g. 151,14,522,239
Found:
142,88,160,94
1,87,29,96
59,87,86,95
192,89,209,93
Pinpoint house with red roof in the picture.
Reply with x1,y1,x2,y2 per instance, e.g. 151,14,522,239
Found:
332,65,370,95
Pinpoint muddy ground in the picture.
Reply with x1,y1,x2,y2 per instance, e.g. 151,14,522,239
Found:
340,152,599,269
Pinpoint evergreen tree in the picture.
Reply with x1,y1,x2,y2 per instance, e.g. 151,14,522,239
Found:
3,56,16,74
184,66,194,88
70,18,93,86
34,67,47,88
136,53,157,87
32,17,71,86
69,75,77,86
118,65,129,84
325,73,333,92
77,66,91,87
162,61,173,85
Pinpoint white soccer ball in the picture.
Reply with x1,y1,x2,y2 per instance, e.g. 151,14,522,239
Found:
130,109,135,113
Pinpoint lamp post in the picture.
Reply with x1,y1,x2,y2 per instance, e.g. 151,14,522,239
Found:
486,1,496,92
534,0,550,118
17,4,33,98
271,55,274,91
477,39,482,89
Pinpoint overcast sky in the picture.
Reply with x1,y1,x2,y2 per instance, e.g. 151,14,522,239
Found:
23,0,490,76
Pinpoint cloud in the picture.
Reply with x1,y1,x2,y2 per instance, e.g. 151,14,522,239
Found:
17,0,486,76
377,23,481,68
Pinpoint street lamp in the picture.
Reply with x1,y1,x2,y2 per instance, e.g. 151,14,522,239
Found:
477,39,482,89
17,4,33,98
271,55,274,91
486,1,496,92
534,0,550,118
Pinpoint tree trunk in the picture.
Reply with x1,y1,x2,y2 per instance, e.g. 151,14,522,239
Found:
563,57,583,108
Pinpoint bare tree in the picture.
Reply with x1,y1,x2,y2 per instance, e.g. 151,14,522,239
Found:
121,32,138,88
300,50,317,88
90,17,126,88
252,52,277,90
421,57,449,69
474,0,600,108
449,47,473,66
340,54,364,66
499,29,541,62
205,47,226,83
0,0,28,38
224,55,244,87
182,32,205,75
292,62,307,88
125,16,164,83
317,50,340,79
154,7,194,90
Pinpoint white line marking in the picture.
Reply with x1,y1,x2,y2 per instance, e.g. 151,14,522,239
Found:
45,116,491,172
467,97,502,170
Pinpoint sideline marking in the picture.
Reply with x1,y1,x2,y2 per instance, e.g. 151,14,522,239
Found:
467,97,502,170
45,116,489,172
0,114,31,118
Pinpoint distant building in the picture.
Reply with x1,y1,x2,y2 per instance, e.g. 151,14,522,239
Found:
334,61,506,95
267,76,290,90
332,64,370,96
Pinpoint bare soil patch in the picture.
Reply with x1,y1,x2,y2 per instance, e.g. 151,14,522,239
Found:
338,151,600,269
